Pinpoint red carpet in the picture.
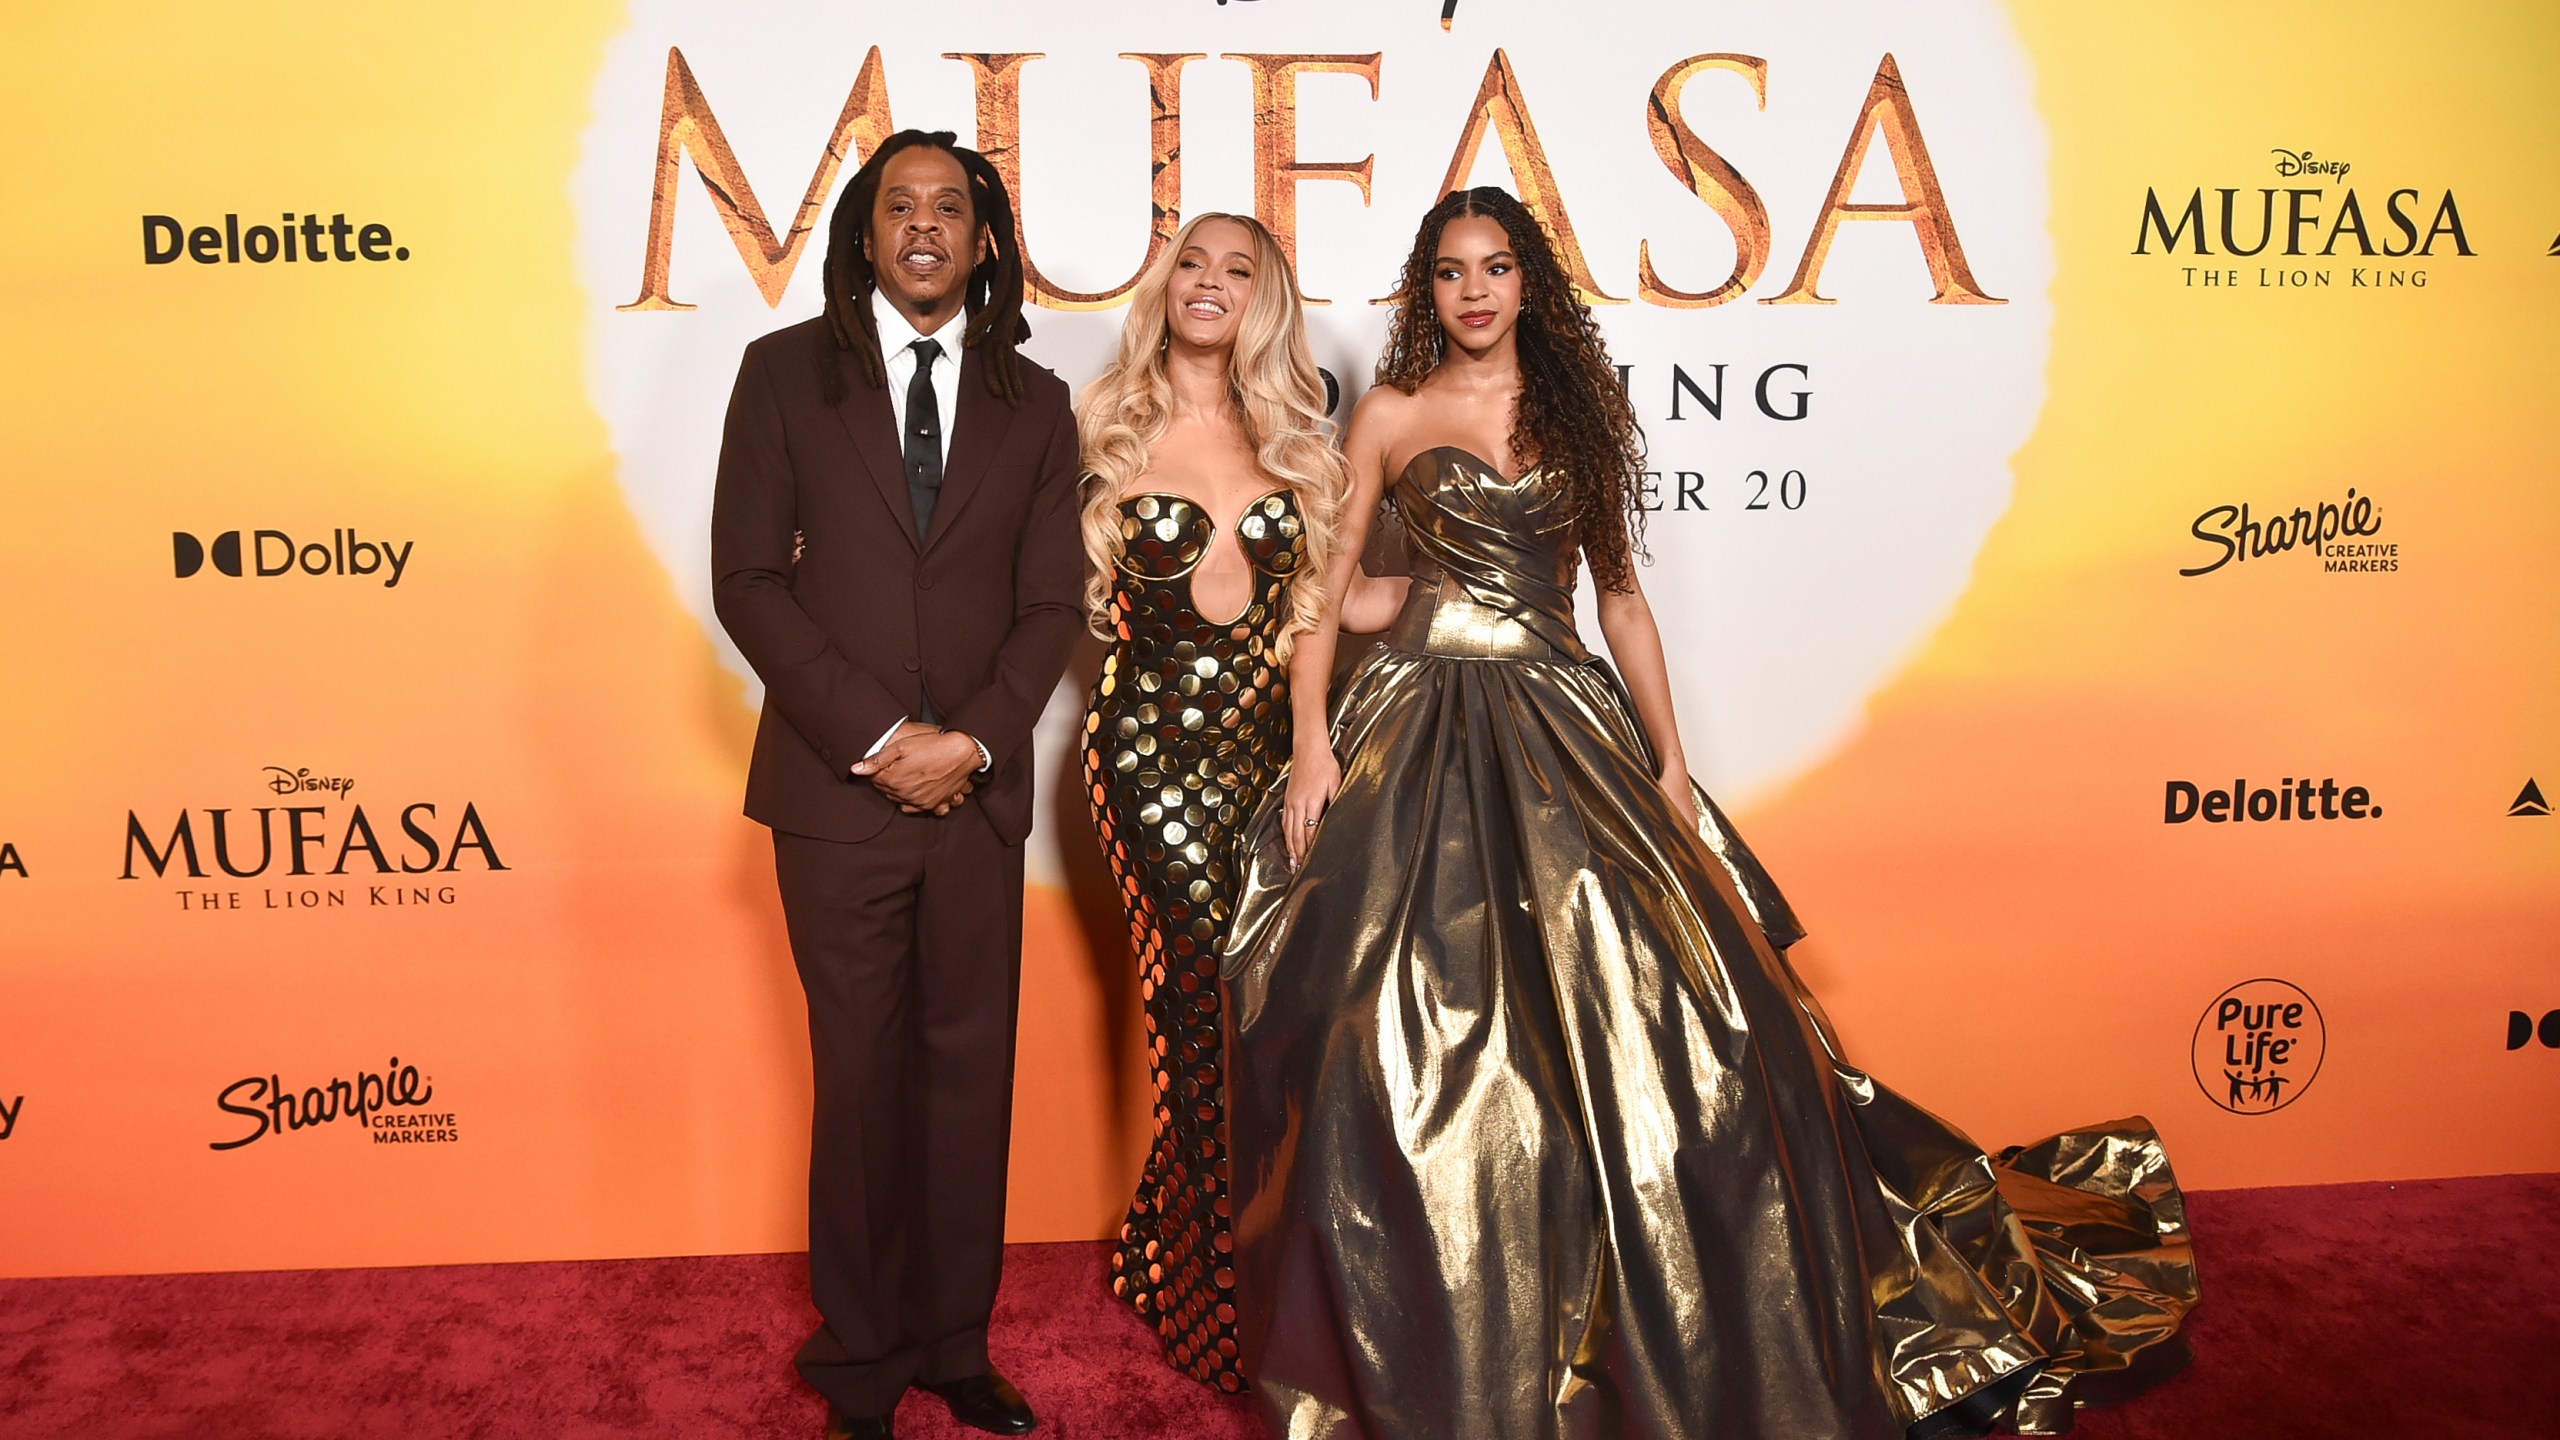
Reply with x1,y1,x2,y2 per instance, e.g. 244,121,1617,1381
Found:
3,1174,2553,1439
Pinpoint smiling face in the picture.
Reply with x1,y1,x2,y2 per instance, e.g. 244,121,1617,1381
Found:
1164,217,1259,354
1430,213,1524,357
863,144,990,330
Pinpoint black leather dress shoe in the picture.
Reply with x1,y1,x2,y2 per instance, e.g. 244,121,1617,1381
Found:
823,1402,894,1440
923,1369,1037,1435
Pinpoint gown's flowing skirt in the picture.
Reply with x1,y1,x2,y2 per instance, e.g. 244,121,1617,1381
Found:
1222,633,2197,1440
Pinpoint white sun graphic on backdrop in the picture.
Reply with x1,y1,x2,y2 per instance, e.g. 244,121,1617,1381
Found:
571,0,2051,881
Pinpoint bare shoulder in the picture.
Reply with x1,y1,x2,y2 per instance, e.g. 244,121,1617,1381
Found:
1344,383,1415,463
1351,382,1417,424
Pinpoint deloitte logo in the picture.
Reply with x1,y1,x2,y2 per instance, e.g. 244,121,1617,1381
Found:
173,529,414,588
2164,776,2380,824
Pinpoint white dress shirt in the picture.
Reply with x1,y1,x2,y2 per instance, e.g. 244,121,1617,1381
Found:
862,289,988,774
873,287,960,471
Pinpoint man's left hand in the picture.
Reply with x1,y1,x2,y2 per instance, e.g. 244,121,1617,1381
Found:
854,730,985,813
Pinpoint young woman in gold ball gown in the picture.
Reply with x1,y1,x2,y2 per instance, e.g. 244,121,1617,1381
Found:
1222,187,2200,1440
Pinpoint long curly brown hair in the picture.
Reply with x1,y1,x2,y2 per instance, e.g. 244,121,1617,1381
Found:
1375,186,1647,591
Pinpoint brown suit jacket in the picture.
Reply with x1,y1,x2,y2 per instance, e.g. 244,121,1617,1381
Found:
711,316,1083,845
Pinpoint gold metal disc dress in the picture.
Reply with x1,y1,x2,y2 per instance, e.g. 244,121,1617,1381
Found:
1223,448,2197,1439
1084,487,1305,1392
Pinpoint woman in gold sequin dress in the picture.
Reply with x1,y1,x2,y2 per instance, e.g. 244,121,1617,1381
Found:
1075,214,1402,1392
1223,188,2200,1439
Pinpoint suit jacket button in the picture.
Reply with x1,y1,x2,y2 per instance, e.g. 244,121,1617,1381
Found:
917,573,934,590
904,658,921,672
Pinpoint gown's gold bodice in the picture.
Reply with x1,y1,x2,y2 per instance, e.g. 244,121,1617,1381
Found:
1376,445,1590,664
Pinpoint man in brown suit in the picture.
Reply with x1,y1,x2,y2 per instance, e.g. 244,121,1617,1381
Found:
711,131,1081,1440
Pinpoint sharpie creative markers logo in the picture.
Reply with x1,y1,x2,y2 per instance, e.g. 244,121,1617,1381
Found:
2179,488,2394,577
143,212,410,266
173,529,415,587
2165,777,2380,824
2193,979,2325,1115
211,1057,457,1150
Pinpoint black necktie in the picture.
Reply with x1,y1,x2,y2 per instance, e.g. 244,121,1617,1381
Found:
904,337,945,541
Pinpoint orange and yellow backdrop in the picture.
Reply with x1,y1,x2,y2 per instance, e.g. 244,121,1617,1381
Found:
2,0,2554,1277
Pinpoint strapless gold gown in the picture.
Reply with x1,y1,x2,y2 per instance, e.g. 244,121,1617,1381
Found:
1223,448,2196,1440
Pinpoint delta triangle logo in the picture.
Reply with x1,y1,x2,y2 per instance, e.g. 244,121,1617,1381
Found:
2510,778,2551,817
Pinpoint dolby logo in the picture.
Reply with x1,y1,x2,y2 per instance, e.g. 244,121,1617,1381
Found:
173,529,414,588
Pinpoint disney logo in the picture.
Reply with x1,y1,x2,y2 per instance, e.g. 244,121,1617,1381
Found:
2271,148,2351,181
264,766,355,798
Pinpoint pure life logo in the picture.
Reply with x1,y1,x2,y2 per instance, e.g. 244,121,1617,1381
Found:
173,529,415,588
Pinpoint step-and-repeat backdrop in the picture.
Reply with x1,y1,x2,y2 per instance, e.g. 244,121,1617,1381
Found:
3,0,2553,1277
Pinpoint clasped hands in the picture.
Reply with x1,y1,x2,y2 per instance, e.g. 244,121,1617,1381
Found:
853,720,983,816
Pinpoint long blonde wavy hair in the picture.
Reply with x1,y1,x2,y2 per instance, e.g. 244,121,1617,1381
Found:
1078,213,1344,663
